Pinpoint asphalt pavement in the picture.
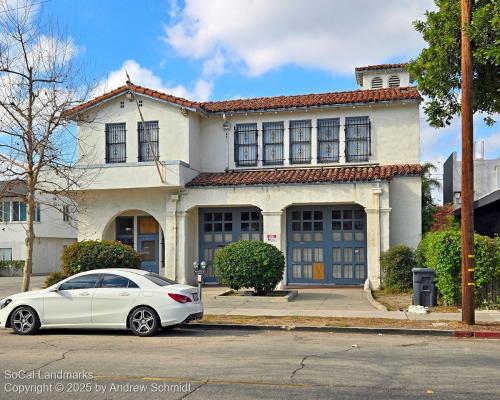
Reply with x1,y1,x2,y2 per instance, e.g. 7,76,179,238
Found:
0,327,499,399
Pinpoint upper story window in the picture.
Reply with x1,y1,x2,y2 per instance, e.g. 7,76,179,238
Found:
234,123,258,167
345,117,371,162
0,201,10,222
388,75,400,87
105,123,127,163
317,118,340,163
63,205,70,222
138,121,159,162
371,77,383,89
289,120,312,164
263,122,284,165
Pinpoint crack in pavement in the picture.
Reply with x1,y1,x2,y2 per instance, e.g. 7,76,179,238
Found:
289,347,357,381
26,349,76,374
177,380,207,399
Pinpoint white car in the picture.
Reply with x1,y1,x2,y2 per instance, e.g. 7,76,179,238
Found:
0,269,203,337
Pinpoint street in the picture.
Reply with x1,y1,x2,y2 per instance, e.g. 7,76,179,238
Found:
0,327,499,399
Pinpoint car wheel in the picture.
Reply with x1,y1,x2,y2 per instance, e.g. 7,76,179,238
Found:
10,306,40,335
129,307,160,337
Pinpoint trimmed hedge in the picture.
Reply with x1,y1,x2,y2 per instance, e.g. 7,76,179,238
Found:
0,260,24,270
214,241,285,294
417,229,500,305
62,240,141,276
44,271,69,288
380,245,416,292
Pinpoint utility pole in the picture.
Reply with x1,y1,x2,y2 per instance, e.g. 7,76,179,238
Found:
460,0,475,325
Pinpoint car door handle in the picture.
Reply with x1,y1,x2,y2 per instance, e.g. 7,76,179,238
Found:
119,292,130,296
79,292,90,296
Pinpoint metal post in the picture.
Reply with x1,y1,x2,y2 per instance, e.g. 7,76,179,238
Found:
460,0,475,325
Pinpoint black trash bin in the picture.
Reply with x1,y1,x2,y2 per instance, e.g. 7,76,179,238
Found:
412,268,437,307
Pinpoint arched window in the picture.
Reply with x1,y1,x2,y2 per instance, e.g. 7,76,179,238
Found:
371,77,383,89
388,75,400,87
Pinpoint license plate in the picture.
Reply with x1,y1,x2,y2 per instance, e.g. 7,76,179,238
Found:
192,293,199,302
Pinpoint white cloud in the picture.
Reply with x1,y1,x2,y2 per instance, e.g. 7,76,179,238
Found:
96,59,213,101
164,0,434,76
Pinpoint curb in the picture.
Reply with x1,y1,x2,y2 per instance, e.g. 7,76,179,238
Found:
186,323,454,336
185,323,500,339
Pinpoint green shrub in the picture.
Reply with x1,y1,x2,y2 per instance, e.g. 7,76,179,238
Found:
214,241,285,294
380,245,416,292
62,240,141,276
0,260,24,270
418,229,500,305
44,271,69,288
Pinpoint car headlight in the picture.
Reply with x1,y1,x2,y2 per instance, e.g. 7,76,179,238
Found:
0,298,12,309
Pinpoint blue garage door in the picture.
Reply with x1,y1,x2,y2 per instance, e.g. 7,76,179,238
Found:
199,207,262,283
287,206,367,285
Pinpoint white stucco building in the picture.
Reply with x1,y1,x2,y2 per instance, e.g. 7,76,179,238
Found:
0,180,77,274
68,63,422,289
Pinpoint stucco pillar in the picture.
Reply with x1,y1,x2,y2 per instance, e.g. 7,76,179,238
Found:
164,196,178,280
365,186,383,290
175,211,189,284
380,208,391,253
261,210,286,288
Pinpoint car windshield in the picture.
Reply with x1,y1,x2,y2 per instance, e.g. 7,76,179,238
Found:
144,273,176,287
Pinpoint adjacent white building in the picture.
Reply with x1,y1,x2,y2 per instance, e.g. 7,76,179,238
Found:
0,180,77,274
68,63,422,289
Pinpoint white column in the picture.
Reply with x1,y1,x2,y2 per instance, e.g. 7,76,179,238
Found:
365,185,383,289
261,210,285,288
175,210,189,284
164,196,178,280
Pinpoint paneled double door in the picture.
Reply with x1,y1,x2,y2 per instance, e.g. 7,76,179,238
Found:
287,206,367,285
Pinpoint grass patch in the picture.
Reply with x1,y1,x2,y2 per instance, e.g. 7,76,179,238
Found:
197,314,500,332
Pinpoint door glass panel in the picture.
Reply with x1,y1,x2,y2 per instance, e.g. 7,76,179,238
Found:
314,248,323,262
355,248,365,263
140,240,156,261
293,265,301,278
344,248,353,262
343,210,353,219
303,265,313,279
344,265,353,279
332,248,342,263
355,265,365,279
333,265,342,279
292,248,301,262
214,213,222,221
116,217,134,235
344,231,353,241
303,248,312,262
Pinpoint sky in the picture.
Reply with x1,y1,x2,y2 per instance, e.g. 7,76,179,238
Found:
37,0,499,203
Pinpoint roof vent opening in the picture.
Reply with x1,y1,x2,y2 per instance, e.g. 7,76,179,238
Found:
371,77,383,89
388,75,400,87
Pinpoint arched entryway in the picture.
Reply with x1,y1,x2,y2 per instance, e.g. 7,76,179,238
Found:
102,210,164,274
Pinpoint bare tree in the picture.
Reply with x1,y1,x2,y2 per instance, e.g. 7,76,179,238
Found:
0,0,97,291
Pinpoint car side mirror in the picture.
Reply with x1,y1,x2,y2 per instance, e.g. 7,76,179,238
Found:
48,286,59,292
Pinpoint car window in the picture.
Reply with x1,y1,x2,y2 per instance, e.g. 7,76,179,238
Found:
144,273,176,287
100,274,139,289
59,274,100,291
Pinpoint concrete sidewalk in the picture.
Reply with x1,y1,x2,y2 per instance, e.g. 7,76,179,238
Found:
201,286,500,323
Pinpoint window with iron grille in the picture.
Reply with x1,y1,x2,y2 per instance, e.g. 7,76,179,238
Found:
234,123,258,167
105,123,126,163
345,117,370,162
263,121,284,165
317,118,340,163
138,121,159,162
290,120,311,164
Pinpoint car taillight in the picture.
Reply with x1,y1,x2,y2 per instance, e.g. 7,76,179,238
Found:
168,293,192,303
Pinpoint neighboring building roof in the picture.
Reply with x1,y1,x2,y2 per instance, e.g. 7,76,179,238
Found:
67,84,421,116
0,180,27,198
187,164,423,188
453,188,500,216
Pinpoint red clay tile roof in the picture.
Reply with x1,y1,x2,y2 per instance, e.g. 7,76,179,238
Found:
187,164,423,187
66,84,201,116
355,63,407,72
200,87,420,113
67,84,421,116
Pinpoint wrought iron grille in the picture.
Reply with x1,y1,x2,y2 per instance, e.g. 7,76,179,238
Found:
234,123,258,167
317,118,340,163
263,121,284,165
138,121,159,162
289,120,312,164
345,117,370,162
105,123,127,163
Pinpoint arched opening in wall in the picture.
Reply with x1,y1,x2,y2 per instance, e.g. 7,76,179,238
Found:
286,204,366,286
102,210,164,274
198,206,263,283
371,77,383,89
388,75,400,87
